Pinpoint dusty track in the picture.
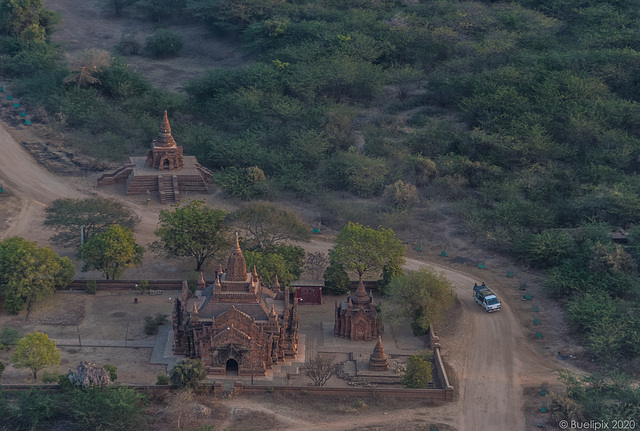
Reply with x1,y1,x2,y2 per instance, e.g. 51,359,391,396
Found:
0,119,561,430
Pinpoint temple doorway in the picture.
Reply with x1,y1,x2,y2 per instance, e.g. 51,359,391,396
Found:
162,158,170,170
225,358,239,375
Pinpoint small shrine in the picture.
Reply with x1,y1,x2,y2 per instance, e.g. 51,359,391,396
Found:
334,279,383,341
369,336,389,371
97,111,213,203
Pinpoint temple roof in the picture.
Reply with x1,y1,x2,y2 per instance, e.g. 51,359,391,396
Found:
352,278,370,306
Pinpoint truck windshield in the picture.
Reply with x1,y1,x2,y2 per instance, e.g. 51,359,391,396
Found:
486,298,499,305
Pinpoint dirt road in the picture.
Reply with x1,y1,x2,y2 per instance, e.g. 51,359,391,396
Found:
0,119,560,430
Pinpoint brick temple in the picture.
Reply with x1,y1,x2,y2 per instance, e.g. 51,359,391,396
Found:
172,236,299,376
334,279,383,341
97,111,213,203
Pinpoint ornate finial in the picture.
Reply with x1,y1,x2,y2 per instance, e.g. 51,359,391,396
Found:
269,304,276,317
198,272,205,288
272,274,280,291
193,302,199,315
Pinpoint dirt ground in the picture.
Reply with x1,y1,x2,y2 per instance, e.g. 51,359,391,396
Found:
43,0,247,92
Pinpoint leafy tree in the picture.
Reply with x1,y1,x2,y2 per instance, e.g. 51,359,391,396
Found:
514,231,573,269
151,200,231,271
229,202,310,249
301,355,337,387
0,237,74,314
214,166,269,200
244,244,305,288
10,390,59,429
402,353,434,389
170,358,206,389
0,327,21,349
386,267,456,335
377,258,403,296
44,197,140,248
0,0,59,41
11,331,60,379
323,259,351,295
0,361,4,380
330,222,405,282
388,64,423,101
69,386,148,431
80,225,144,280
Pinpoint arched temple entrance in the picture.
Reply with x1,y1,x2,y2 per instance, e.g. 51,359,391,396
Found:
225,358,239,375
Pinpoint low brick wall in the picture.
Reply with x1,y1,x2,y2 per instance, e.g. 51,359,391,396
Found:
63,279,185,291
232,383,452,400
428,326,454,401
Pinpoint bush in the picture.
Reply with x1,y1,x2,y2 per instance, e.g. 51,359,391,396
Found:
156,373,169,385
0,361,4,380
103,364,117,382
85,280,97,295
41,370,61,383
137,280,149,294
214,166,269,200
170,359,206,388
144,313,169,335
145,29,183,59
402,353,434,389
0,327,20,349
382,180,420,210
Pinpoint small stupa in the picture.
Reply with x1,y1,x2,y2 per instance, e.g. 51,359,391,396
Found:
369,336,389,371
97,110,213,203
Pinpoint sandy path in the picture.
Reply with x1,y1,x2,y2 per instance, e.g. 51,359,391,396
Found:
0,120,560,429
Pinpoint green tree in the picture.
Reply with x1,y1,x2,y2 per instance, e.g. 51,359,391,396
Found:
151,200,231,271
0,0,59,41
402,353,433,388
386,267,456,335
170,358,206,389
0,237,74,314
514,231,573,269
44,197,140,248
330,222,405,282
69,387,148,431
229,202,310,249
323,258,351,295
80,225,144,280
11,332,60,379
244,245,305,288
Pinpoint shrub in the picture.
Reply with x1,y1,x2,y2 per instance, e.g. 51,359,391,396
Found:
382,180,420,210
103,364,117,382
41,370,61,383
402,353,434,388
145,29,183,59
214,166,269,200
85,280,97,295
0,361,4,380
144,313,169,335
137,280,149,294
115,31,141,55
156,373,169,385
0,327,20,349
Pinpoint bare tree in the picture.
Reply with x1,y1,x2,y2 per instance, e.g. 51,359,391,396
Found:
64,49,112,88
301,355,337,387
304,252,329,279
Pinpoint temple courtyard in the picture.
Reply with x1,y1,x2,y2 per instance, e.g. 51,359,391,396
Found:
0,289,426,387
